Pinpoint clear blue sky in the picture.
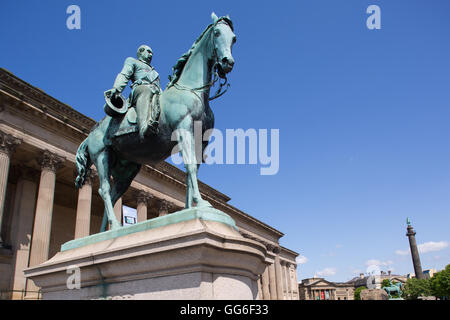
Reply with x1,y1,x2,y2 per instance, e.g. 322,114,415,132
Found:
1,0,449,282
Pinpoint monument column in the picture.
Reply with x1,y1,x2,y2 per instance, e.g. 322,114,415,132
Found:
406,218,424,279
261,266,271,300
0,130,21,246
136,190,152,222
74,170,95,239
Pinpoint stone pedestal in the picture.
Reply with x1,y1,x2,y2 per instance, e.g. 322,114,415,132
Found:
24,207,267,300
360,288,389,300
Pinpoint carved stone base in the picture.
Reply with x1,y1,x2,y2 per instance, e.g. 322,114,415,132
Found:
24,209,267,300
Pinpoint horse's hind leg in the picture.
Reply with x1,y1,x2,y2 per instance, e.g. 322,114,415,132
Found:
95,150,121,231
100,160,141,230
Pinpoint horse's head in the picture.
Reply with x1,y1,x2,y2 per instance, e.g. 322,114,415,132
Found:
211,12,236,75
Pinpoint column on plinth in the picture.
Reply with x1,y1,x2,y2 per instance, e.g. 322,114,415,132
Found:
0,130,21,246
74,169,95,239
114,198,122,225
10,166,38,299
136,190,152,222
261,266,271,300
406,218,424,279
27,150,65,296
274,253,284,300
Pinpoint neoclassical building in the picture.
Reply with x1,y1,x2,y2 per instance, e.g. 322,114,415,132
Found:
0,68,299,300
298,278,355,300
299,271,408,300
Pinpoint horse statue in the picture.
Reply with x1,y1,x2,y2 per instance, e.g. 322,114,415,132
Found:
383,279,403,298
74,13,236,232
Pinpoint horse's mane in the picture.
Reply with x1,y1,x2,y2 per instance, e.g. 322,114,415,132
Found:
167,16,233,89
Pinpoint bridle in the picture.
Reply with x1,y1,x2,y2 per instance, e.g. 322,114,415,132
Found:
173,21,231,102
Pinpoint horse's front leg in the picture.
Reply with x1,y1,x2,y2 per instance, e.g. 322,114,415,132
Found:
175,117,211,208
96,151,121,230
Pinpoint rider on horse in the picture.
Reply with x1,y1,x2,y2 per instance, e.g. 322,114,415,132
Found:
105,45,161,141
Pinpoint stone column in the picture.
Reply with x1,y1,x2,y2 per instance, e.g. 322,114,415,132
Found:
286,263,293,300
158,199,170,217
280,260,288,299
114,198,122,225
257,276,262,300
74,170,95,239
261,266,271,300
27,151,64,296
274,254,284,300
406,219,424,279
136,190,152,222
10,166,38,299
268,263,277,300
0,131,21,246
291,264,299,299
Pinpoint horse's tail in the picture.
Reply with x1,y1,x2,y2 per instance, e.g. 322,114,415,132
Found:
75,138,91,189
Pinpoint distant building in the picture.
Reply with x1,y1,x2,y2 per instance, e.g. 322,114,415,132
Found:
299,271,407,300
407,268,438,279
298,278,354,300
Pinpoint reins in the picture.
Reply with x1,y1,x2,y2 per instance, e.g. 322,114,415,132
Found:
173,22,231,102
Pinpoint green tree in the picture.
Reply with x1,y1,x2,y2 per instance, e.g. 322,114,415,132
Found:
402,278,432,300
430,264,450,299
381,279,390,288
354,286,366,300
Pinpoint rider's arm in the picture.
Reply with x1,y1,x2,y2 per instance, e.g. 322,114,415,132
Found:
113,57,135,93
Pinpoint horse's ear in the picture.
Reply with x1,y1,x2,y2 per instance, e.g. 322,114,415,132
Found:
226,14,231,19
211,12,219,24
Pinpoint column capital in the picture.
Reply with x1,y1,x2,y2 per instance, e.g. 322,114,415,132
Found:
159,199,172,212
0,131,21,157
38,150,65,172
266,244,281,254
136,190,153,205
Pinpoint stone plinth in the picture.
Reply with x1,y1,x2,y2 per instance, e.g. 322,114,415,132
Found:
24,207,267,300
360,288,389,300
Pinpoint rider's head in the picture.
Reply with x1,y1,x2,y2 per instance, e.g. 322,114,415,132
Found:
137,45,153,65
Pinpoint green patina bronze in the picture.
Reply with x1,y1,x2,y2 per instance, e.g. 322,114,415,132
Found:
74,13,236,232
61,206,237,251
382,279,403,299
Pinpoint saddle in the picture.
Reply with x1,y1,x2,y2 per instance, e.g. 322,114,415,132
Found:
113,93,161,137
